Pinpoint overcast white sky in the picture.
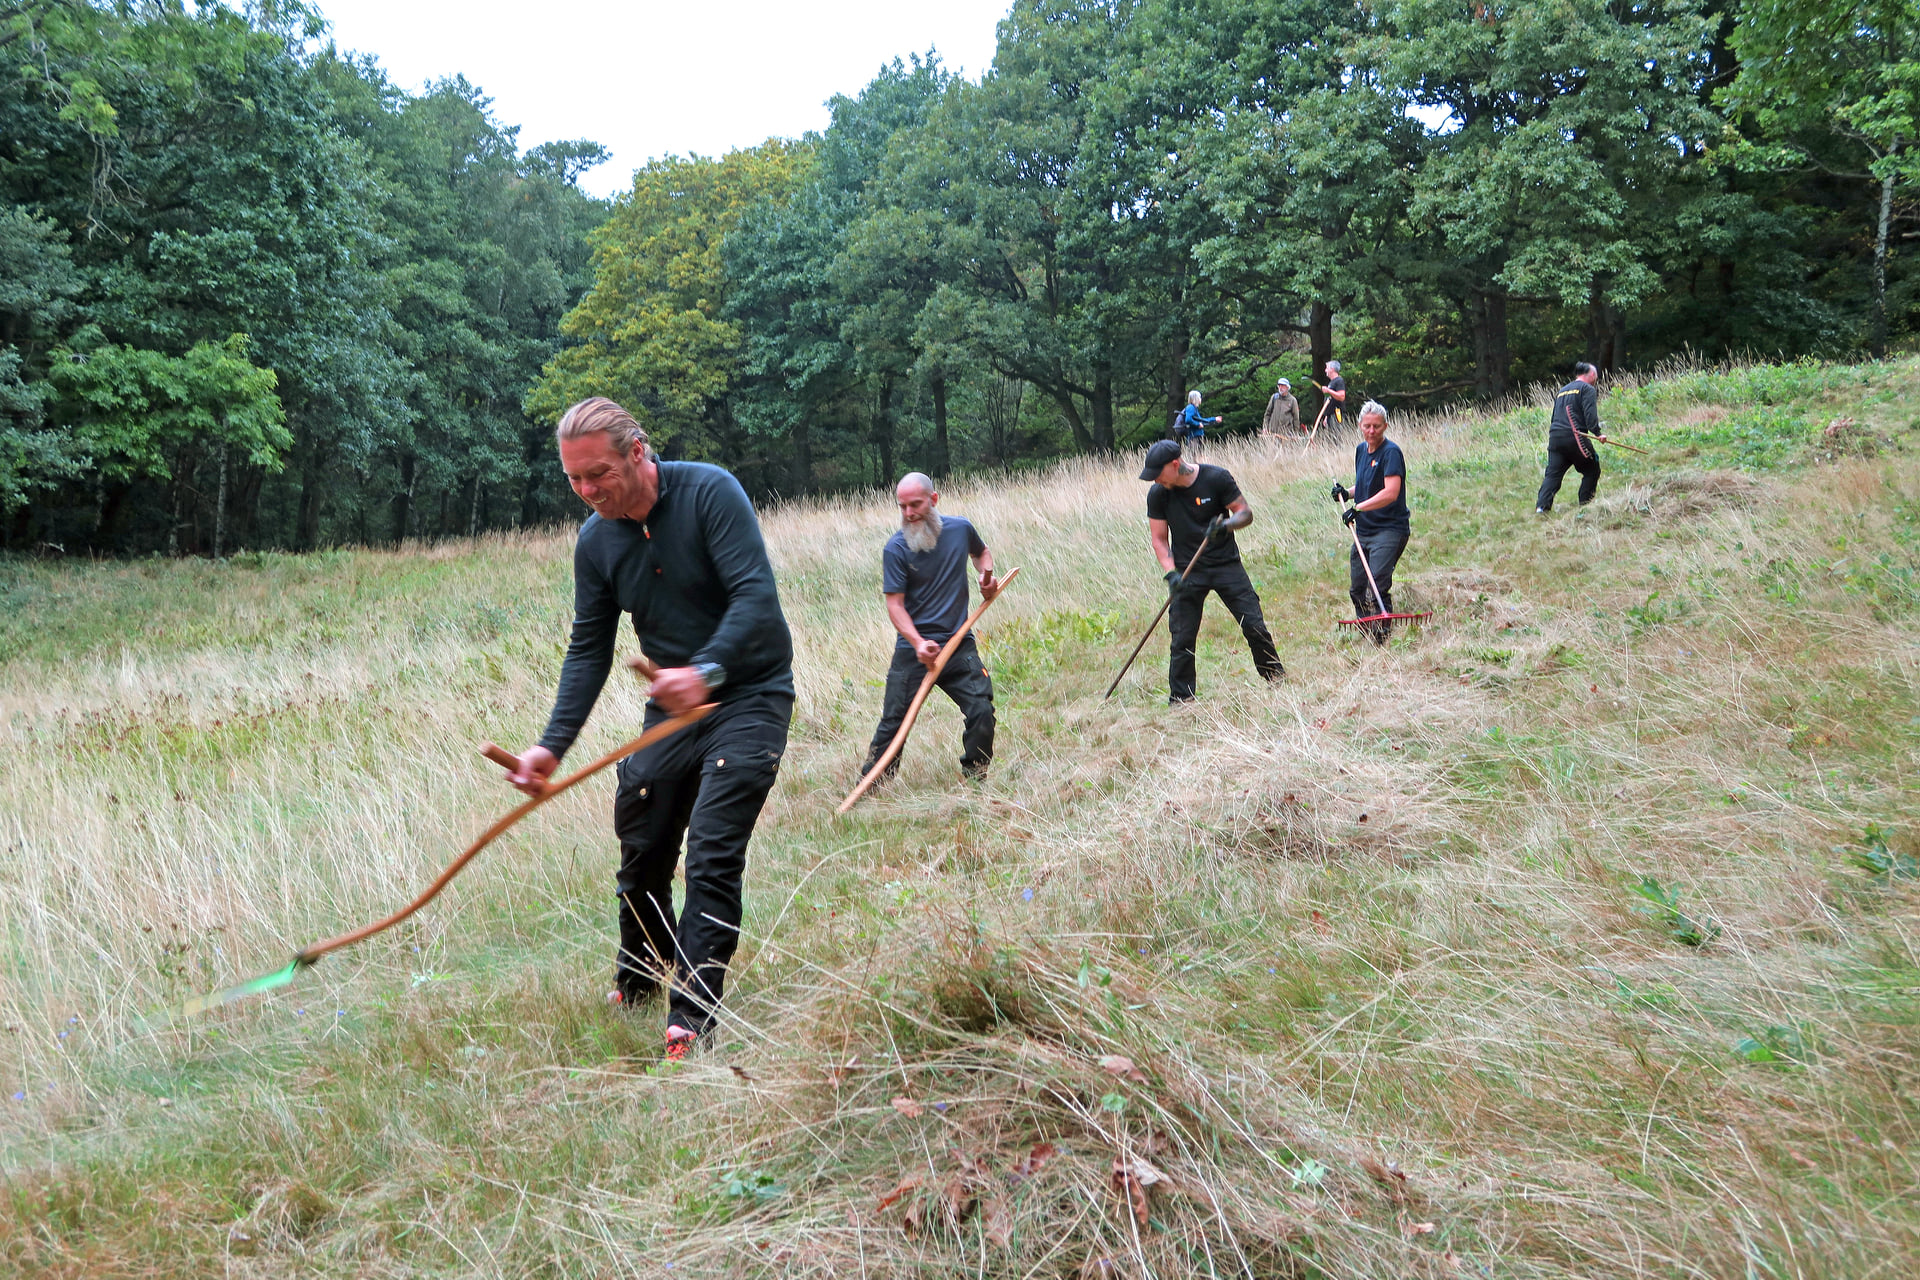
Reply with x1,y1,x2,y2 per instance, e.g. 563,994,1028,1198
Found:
315,1,1013,198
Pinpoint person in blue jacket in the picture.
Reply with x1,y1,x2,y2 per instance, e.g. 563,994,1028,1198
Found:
1175,390,1222,454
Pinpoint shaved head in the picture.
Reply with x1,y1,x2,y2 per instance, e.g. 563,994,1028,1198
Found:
895,473,942,551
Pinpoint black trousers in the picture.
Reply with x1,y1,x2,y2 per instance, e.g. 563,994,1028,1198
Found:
1537,434,1601,510
611,691,791,1033
1168,563,1284,702
1349,527,1410,644
863,636,995,778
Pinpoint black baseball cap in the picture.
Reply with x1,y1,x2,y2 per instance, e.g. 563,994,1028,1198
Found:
1139,439,1182,480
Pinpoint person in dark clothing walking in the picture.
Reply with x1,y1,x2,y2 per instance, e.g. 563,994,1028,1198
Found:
860,473,1001,784
1141,440,1285,703
1331,402,1411,646
1315,360,1348,430
507,397,793,1060
1536,361,1603,513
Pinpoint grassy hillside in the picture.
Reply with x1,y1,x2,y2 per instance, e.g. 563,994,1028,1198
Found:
1,359,1916,1278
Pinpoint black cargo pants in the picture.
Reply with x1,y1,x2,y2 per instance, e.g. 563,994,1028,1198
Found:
611,691,791,1034
862,635,994,779
1349,527,1410,645
1536,432,1601,510
1168,563,1284,702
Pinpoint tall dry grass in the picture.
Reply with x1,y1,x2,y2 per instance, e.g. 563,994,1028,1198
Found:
0,360,1916,1277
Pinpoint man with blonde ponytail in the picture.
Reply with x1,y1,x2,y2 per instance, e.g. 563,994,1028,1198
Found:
506,398,793,1061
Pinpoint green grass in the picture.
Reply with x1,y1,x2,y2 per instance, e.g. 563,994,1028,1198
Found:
1,357,1917,1276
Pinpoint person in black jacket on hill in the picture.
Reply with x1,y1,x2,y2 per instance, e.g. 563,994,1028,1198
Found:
1537,361,1603,513
506,398,793,1061
1140,440,1285,703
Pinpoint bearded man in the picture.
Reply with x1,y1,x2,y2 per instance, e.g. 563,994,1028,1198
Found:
858,473,1001,785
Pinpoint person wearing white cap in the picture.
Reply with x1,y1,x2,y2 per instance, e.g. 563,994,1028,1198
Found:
1261,378,1301,442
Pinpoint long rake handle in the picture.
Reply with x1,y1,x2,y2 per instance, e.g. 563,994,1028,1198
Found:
1346,511,1389,617
1593,434,1649,455
838,567,1021,815
294,704,716,963
1303,398,1330,446
1104,534,1211,700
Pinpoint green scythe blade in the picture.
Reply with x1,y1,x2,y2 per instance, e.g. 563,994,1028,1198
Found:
177,957,309,1017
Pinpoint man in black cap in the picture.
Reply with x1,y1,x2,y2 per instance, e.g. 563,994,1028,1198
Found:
1536,361,1603,514
1140,440,1285,703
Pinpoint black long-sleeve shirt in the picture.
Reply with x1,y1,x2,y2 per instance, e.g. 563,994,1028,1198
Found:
538,461,794,760
1550,380,1600,442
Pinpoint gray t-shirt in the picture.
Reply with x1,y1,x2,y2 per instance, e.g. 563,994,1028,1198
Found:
882,515,988,649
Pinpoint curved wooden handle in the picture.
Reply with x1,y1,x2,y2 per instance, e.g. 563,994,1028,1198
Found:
626,654,661,680
838,567,1021,814
296,704,717,964
480,742,520,772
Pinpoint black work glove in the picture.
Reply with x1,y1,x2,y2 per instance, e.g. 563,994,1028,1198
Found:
1205,513,1233,541
1330,483,1351,503
1165,568,1184,597
1341,505,1359,527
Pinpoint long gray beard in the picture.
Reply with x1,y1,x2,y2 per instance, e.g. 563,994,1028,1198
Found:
901,509,943,553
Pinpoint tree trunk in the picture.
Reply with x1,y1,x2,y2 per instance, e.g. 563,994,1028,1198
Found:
1872,167,1893,360
874,376,896,486
1585,289,1624,372
791,418,813,495
393,453,416,545
468,473,482,538
213,445,229,559
1091,358,1114,451
297,459,324,551
1309,301,1333,381
1309,300,1334,420
1051,387,1094,452
929,373,951,476
94,480,131,550
1471,289,1510,400
1164,332,1189,428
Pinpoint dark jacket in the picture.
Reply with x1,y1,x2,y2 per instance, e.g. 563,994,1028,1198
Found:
539,461,794,759
1551,380,1600,441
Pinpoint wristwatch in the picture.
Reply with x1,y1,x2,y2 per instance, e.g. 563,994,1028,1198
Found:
690,661,727,691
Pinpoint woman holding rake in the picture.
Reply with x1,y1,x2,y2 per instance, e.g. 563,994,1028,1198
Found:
1331,401,1411,645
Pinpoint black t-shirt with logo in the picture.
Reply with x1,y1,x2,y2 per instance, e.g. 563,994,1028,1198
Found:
1352,439,1410,536
1146,463,1243,571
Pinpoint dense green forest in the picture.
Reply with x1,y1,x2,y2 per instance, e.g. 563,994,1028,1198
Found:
3,0,1916,552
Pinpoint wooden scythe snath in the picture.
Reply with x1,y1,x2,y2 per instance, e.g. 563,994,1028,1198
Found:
180,689,713,1015
297,705,716,964
837,567,1021,815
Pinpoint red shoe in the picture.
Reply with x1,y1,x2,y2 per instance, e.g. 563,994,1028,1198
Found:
664,1025,698,1062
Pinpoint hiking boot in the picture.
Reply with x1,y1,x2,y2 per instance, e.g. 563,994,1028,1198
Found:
664,1025,698,1063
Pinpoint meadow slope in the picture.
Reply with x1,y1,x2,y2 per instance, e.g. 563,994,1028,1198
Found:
1,360,1917,1278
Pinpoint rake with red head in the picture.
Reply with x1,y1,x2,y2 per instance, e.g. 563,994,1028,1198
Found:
1333,492,1430,634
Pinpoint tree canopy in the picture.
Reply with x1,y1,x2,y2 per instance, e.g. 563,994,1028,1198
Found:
2,0,1909,553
